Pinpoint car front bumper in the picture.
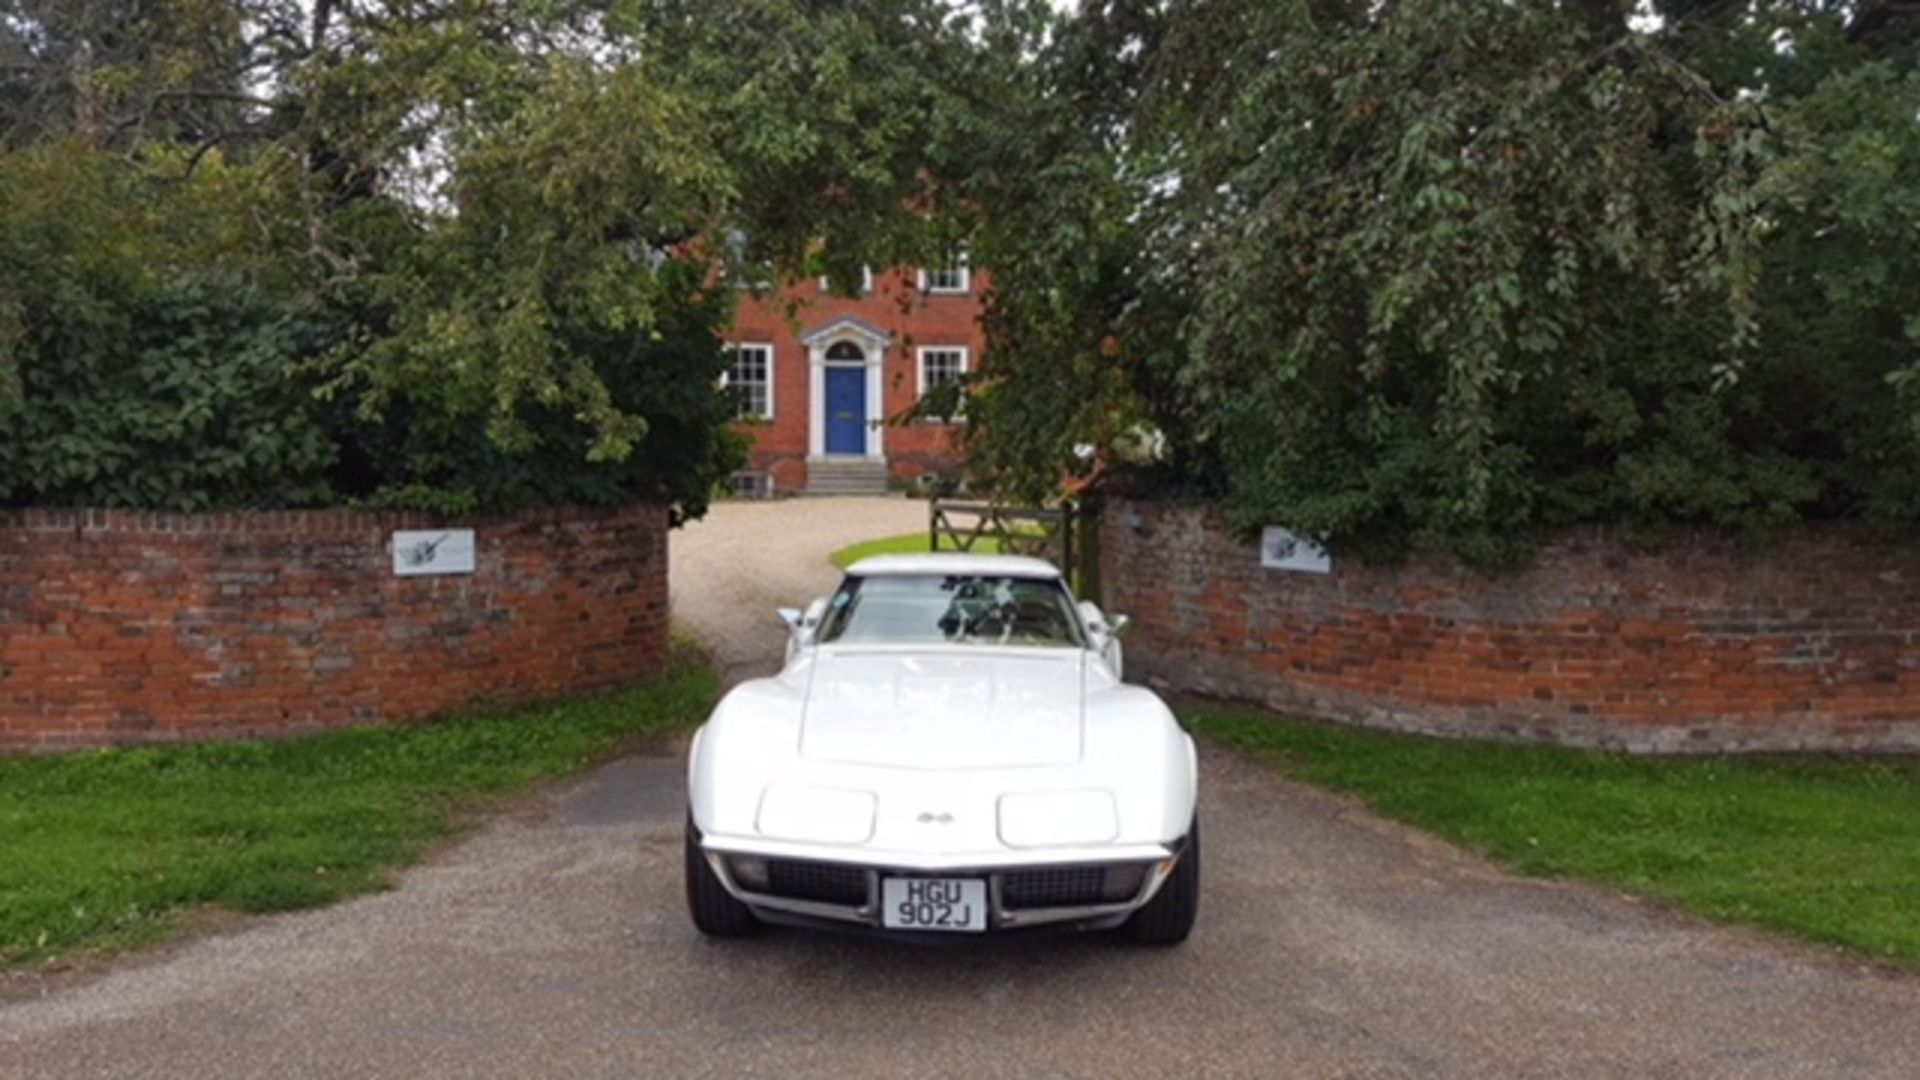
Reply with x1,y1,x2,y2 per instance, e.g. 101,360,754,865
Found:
694,828,1189,934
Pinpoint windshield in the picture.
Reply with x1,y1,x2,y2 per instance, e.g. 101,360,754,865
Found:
815,574,1086,648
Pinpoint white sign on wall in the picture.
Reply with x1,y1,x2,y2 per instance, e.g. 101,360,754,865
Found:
1260,527,1331,575
392,529,477,577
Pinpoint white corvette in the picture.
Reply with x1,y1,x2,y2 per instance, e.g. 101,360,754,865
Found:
685,553,1200,944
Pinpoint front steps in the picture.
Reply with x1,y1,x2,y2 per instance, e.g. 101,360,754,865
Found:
805,458,890,496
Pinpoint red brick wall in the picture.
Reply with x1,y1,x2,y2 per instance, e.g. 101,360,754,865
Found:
1101,498,1920,752
0,504,669,752
729,267,979,490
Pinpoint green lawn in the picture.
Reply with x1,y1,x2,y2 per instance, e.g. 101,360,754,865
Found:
0,648,717,968
830,530,1006,569
1186,706,1920,966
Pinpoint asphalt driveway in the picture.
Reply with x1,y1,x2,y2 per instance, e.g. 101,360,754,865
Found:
3,496,1917,1077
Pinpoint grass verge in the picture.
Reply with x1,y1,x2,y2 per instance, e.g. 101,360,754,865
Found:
0,646,717,969
1185,705,1920,966
829,530,1006,569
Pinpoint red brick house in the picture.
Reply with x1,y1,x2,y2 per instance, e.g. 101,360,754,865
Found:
724,259,980,495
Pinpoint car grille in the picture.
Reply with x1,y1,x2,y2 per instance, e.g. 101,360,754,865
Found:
765,860,871,906
1001,865,1148,910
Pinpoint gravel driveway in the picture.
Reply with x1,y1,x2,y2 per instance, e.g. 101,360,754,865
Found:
3,497,1917,1077
668,495,925,683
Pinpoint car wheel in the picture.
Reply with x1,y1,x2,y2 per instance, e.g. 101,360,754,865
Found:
685,819,759,938
1121,816,1199,946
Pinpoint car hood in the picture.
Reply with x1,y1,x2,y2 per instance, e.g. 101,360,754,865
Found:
799,648,1085,770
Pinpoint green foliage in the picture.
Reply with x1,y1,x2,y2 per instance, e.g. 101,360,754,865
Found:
17,0,1912,539
1188,704,1920,965
343,256,748,521
829,530,1007,570
1,275,343,509
934,0,1177,505
0,646,718,967
0,0,978,518
0,143,339,508
638,0,988,283
960,0,1920,561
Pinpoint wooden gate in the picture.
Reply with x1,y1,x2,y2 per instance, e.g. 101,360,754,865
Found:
928,499,1081,587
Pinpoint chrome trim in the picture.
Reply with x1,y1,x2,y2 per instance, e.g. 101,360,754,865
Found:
703,844,1188,932
708,852,879,926
699,834,1178,872
995,857,1177,929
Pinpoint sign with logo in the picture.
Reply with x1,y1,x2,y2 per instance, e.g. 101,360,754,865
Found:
1259,527,1331,574
392,530,476,576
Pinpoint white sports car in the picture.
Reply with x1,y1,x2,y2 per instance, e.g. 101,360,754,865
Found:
685,553,1200,944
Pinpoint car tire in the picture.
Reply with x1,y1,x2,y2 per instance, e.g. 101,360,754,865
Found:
1121,817,1199,946
685,819,759,938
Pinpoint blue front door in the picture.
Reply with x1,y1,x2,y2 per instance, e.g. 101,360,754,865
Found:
824,366,866,455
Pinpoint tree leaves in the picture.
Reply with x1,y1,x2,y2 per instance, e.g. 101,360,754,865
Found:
2,0,983,517
964,0,1920,562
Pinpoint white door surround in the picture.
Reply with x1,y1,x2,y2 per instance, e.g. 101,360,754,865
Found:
800,316,892,461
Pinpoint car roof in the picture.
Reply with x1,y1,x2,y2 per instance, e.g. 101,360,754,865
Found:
845,553,1064,579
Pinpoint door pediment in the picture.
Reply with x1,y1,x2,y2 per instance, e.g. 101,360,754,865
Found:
799,316,893,352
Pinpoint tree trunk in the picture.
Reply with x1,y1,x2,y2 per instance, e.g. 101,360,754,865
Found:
70,37,97,141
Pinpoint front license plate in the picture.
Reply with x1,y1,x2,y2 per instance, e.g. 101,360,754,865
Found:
881,877,988,932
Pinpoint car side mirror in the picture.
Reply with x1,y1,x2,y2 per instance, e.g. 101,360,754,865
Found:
1078,601,1127,677
1077,600,1110,636
782,599,831,666
779,606,807,666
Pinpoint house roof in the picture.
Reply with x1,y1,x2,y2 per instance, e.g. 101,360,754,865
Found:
799,316,894,348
